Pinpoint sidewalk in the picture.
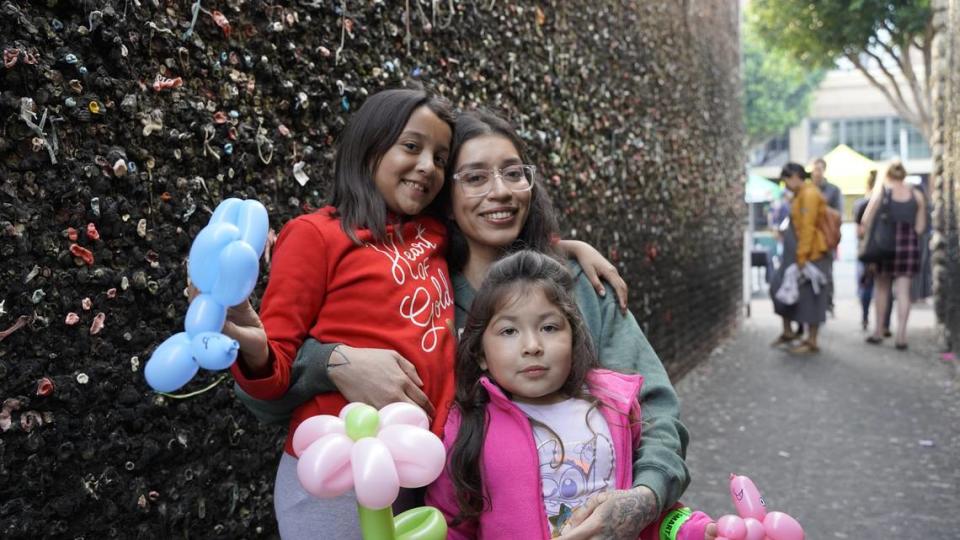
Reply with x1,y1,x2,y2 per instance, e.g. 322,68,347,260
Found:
675,297,960,538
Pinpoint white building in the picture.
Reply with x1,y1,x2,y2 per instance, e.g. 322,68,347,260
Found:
751,65,933,182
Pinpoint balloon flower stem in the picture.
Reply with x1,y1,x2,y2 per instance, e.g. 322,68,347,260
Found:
357,504,396,540
156,374,229,399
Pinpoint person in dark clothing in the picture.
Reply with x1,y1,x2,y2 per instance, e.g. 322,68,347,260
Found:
812,158,840,317
853,170,892,332
770,163,831,354
862,163,927,350
812,158,843,215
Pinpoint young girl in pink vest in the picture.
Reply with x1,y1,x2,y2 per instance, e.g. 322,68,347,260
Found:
426,250,716,539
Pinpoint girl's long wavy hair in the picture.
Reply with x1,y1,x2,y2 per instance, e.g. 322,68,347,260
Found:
442,109,561,272
449,250,600,525
332,85,455,244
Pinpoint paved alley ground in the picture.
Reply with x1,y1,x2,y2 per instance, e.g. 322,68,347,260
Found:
675,296,960,538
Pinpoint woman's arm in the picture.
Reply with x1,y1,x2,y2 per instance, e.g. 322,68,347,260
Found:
233,339,341,425
236,337,434,424
571,264,690,514
560,494,716,540
557,487,659,539
914,189,927,236
557,239,628,311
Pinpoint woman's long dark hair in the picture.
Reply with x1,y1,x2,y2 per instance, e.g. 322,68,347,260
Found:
332,86,455,244
443,109,560,272
449,250,600,525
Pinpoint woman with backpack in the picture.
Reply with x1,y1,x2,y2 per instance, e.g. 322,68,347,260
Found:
862,162,926,350
769,162,831,354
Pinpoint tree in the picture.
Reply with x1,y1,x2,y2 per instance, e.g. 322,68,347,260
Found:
750,0,935,140
742,24,825,149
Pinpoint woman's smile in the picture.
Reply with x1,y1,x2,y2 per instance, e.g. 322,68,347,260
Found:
479,207,520,224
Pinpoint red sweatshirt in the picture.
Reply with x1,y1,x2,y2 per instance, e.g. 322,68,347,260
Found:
231,207,456,456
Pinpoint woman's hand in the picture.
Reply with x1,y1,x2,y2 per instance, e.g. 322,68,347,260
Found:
326,346,435,418
557,239,628,312
187,284,269,376
557,486,658,540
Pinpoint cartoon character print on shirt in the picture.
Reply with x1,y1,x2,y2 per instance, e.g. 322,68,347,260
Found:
539,434,615,536
366,223,453,353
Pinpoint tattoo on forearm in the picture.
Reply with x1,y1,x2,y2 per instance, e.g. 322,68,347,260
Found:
602,489,657,539
328,348,350,368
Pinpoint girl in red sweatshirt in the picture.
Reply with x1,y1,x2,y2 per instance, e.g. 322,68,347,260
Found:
224,87,459,538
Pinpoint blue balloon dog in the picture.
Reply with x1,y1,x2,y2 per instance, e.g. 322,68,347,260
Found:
145,198,269,392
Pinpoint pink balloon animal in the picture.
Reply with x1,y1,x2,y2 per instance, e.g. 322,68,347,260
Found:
714,474,804,540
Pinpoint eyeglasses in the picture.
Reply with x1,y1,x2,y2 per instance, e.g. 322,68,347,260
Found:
452,164,536,198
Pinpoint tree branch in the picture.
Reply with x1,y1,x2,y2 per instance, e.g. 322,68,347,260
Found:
862,46,913,113
898,41,932,139
879,19,901,52
872,32,905,71
923,21,934,116
846,52,922,128
881,18,896,36
868,18,935,140
876,17,931,130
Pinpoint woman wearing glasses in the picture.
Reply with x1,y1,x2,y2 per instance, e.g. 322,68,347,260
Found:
239,109,688,539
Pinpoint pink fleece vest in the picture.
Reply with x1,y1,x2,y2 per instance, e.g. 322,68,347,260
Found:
425,369,712,540
427,369,642,539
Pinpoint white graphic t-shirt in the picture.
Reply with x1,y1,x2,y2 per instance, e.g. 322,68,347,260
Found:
515,398,615,537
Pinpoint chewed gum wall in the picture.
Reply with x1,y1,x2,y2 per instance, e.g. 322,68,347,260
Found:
0,1,743,537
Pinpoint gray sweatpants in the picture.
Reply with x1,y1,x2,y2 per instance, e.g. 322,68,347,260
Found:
275,452,362,539
274,452,422,539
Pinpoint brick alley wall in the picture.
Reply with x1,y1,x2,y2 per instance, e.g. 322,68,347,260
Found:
932,0,960,353
0,1,742,537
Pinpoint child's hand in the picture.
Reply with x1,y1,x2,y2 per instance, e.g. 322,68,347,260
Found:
187,283,269,376
557,486,658,540
705,522,718,540
223,300,268,362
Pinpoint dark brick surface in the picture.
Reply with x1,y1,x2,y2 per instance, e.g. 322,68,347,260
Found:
0,1,742,536
931,0,960,354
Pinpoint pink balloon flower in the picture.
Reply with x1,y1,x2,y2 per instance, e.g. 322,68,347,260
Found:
293,403,446,510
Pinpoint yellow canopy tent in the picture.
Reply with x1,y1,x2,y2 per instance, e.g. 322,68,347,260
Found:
810,144,878,196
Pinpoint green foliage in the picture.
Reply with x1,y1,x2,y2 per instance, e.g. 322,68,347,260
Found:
750,0,932,68
747,0,935,140
742,24,825,148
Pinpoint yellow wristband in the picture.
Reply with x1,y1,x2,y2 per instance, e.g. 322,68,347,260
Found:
659,507,692,540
